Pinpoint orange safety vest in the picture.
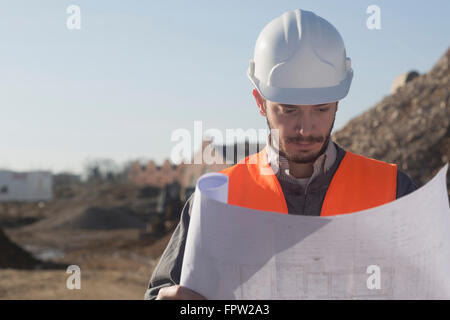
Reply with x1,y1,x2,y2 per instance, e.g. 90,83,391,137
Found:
219,147,397,216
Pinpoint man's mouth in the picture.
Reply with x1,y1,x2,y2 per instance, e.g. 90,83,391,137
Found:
292,141,317,149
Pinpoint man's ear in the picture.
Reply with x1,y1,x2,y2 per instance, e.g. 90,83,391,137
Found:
252,89,266,116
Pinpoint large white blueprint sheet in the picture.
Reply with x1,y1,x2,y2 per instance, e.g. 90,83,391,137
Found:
180,165,450,299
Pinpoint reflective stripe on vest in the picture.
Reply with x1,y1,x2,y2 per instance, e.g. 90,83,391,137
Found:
219,147,397,216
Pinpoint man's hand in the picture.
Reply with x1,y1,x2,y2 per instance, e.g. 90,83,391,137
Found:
156,285,206,300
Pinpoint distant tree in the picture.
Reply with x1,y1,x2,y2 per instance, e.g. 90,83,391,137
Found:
83,158,120,183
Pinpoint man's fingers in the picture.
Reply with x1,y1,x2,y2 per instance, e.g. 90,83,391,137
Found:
156,285,206,300
156,286,178,300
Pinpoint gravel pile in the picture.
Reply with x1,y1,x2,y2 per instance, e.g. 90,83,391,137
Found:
333,47,450,195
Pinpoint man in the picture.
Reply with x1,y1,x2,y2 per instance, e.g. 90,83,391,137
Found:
145,9,416,300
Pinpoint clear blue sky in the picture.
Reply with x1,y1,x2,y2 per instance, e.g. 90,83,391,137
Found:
0,0,448,174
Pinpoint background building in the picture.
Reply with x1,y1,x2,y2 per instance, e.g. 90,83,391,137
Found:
0,170,53,202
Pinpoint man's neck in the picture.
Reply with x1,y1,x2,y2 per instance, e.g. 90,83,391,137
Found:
287,161,314,179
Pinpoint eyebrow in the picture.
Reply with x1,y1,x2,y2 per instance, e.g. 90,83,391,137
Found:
280,103,330,108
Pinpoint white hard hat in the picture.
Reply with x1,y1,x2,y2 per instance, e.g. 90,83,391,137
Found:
248,9,353,105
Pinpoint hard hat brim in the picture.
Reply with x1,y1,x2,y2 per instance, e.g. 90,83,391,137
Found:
248,69,353,105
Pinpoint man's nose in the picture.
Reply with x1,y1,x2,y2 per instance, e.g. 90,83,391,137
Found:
297,113,313,137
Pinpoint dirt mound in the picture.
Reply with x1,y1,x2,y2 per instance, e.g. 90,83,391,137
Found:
334,47,450,194
19,182,159,232
59,205,148,230
0,228,39,269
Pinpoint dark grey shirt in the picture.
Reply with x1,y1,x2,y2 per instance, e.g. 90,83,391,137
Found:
144,142,417,299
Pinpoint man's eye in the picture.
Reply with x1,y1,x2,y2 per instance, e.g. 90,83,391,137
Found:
318,108,329,112
282,109,295,113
